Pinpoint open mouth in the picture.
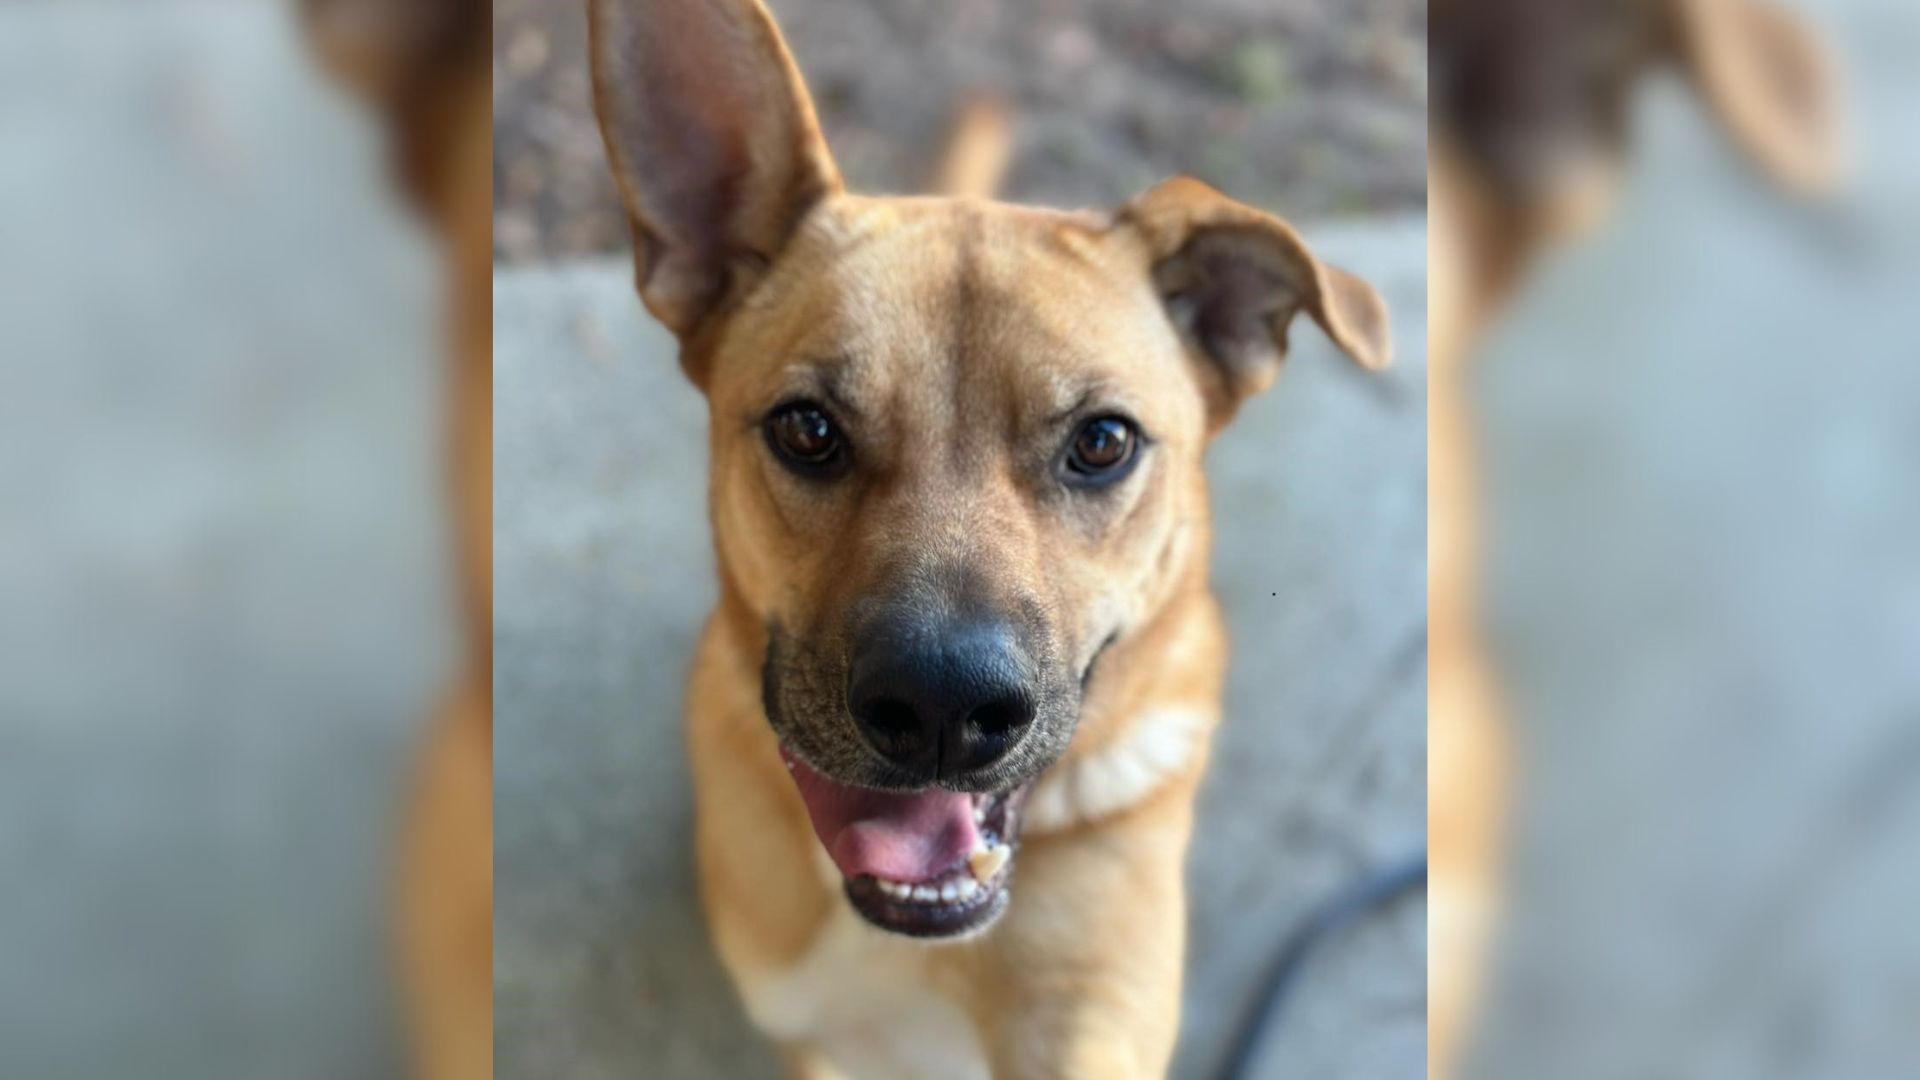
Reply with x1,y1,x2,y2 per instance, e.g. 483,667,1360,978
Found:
781,748,1029,938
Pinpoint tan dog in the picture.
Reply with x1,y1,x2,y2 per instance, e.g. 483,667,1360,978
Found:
1426,1,1841,1074
588,0,1389,1075
302,2,492,1077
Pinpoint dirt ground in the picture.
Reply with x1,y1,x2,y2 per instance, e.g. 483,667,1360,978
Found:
493,0,1426,263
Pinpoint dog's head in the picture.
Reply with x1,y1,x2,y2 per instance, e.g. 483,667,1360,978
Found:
591,0,1387,937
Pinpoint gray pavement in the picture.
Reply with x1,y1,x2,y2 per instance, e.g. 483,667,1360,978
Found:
493,213,1428,1078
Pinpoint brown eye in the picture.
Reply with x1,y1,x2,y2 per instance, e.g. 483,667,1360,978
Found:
1064,416,1140,484
765,401,847,476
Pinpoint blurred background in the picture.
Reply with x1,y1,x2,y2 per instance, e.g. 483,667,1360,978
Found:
493,1,1426,1078
0,4,458,1078
1434,0,1920,1077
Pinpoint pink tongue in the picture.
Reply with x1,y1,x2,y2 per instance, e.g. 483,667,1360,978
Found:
783,751,980,882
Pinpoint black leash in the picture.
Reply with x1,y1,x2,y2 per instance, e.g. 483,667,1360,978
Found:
1215,852,1428,1080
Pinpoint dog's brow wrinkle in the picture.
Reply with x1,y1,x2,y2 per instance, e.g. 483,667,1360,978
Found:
784,361,862,421
815,367,861,421
1046,384,1102,425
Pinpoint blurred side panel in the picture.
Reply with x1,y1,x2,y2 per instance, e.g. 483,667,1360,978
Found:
1432,0,1919,1076
0,3,477,1077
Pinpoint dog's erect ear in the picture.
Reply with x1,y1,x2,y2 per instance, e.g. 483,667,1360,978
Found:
1672,0,1844,194
1123,177,1389,422
589,0,842,342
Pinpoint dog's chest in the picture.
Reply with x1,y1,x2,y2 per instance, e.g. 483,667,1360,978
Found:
737,899,987,1080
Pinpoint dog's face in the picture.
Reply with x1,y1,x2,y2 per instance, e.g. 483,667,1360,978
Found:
705,197,1212,796
592,0,1386,937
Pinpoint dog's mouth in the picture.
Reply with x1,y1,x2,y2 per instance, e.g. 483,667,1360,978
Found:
781,748,1029,939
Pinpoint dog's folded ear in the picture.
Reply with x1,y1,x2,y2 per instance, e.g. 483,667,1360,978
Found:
1672,0,1845,194
589,0,842,349
1122,177,1389,421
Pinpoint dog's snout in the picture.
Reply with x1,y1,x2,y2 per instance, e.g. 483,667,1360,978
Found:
848,617,1037,779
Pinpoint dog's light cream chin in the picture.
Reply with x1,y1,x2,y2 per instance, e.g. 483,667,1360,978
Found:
1024,704,1217,834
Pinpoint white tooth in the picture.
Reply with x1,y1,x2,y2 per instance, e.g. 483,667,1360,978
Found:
969,843,1009,882
973,804,987,824
880,881,900,899
957,877,979,899
912,885,939,903
940,881,959,902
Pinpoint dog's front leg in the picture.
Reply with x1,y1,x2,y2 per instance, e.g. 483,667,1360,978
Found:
969,784,1197,1079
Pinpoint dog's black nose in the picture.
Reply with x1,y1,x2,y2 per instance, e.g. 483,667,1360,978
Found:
847,617,1037,779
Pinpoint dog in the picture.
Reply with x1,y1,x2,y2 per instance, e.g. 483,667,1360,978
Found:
1426,1,1841,1074
301,2,492,1077
587,0,1390,1074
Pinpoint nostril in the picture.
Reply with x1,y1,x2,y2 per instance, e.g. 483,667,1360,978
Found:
967,695,1034,736
862,697,920,738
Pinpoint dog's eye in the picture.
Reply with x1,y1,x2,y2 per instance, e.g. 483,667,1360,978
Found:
1063,416,1140,484
765,401,848,476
